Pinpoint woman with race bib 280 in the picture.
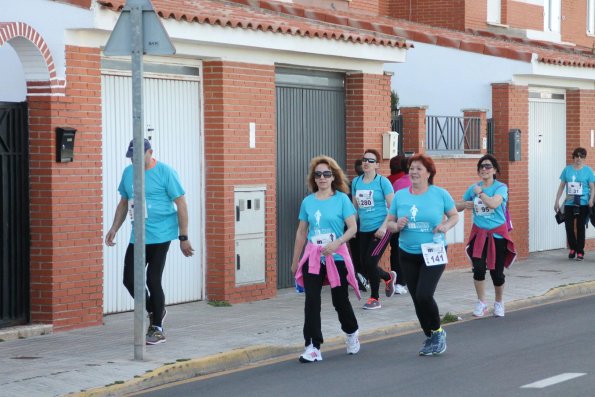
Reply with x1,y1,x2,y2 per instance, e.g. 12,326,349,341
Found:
386,153,458,356
352,149,397,310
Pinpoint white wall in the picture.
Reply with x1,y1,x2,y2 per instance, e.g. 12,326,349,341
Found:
384,42,532,117
0,0,93,101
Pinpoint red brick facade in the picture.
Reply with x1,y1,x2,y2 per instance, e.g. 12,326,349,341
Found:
202,61,277,304
28,46,103,330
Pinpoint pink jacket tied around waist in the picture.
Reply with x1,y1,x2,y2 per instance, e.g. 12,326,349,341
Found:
466,223,517,270
295,242,361,300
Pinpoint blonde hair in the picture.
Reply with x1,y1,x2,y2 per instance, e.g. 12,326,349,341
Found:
307,156,349,194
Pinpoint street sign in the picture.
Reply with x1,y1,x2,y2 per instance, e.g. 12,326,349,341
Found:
103,0,175,361
104,0,175,56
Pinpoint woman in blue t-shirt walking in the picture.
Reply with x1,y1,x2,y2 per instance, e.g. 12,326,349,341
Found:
292,156,360,363
554,147,595,261
456,155,516,318
387,154,458,356
352,149,396,310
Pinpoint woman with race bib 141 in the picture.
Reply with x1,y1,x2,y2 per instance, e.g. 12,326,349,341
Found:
386,153,458,356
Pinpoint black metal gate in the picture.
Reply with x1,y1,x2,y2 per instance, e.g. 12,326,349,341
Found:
0,102,30,328
276,69,346,289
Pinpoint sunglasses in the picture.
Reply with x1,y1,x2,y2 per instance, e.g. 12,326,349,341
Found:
362,157,377,164
479,164,494,170
574,155,586,159
314,170,333,179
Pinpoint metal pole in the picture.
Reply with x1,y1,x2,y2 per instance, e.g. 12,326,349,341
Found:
131,3,146,360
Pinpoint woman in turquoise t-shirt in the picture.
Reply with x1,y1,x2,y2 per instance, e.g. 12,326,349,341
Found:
352,149,396,310
291,156,360,363
387,153,458,356
554,147,595,261
456,155,516,318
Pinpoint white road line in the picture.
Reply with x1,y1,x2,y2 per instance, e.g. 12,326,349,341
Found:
521,373,587,388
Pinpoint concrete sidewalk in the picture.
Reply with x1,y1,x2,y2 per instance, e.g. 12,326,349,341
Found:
1,249,595,397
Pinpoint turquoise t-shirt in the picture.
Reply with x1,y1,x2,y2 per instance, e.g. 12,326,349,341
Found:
463,180,508,238
118,161,186,244
351,174,393,232
559,165,594,206
298,191,356,261
388,185,455,254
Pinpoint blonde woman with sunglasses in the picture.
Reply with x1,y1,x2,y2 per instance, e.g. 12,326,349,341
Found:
291,156,360,363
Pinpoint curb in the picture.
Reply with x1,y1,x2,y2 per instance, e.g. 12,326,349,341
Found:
69,281,595,397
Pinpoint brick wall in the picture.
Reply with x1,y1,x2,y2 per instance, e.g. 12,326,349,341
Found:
202,61,277,304
507,1,543,31
562,0,595,48
349,0,381,14
28,45,103,331
491,83,529,259
465,0,487,30
389,0,466,31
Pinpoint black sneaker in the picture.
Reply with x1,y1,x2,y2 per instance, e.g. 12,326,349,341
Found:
569,250,576,259
356,273,369,292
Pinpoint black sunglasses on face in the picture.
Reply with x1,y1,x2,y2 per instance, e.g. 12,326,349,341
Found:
574,155,586,159
362,157,377,164
314,171,333,179
479,164,494,170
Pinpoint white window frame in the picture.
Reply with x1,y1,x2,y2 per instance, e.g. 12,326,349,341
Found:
544,0,561,32
588,0,595,35
487,0,502,24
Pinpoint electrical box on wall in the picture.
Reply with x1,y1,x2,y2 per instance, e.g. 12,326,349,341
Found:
382,131,399,159
509,129,521,161
235,186,266,286
56,127,77,163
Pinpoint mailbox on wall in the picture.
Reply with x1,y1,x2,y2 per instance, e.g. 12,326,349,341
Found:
509,129,521,161
56,127,77,163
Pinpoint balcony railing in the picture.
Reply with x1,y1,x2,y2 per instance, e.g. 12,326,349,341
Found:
426,115,481,154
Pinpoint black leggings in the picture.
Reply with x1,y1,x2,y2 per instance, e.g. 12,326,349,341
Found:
302,260,358,349
469,237,506,286
123,241,171,327
389,233,407,286
564,205,589,254
399,249,444,337
359,230,392,299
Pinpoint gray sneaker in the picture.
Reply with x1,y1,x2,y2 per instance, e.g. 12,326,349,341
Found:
146,325,166,345
419,336,433,356
362,298,381,310
385,271,397,297
431,329,447,355
147,308,167,333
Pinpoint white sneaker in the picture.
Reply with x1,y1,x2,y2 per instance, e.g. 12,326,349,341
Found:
473,300,488,317
493,301,505,317
394,284,408,295
345,330,360,355
299,344,322,363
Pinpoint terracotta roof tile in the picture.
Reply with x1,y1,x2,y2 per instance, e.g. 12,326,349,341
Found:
96,0,409,48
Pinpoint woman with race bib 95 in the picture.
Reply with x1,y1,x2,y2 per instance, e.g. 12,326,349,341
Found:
455,155,516,318
292,156,361,363
386,153,458,356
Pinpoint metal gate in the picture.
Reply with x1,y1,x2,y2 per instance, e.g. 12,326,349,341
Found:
276,69,346,288
528,91,566,252
102,64,203,313
0,102,29,328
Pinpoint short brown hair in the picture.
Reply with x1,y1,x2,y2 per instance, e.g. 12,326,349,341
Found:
363,148,381,163
408,153,437,185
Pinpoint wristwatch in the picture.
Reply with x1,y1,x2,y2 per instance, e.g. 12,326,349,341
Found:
178,235,188,241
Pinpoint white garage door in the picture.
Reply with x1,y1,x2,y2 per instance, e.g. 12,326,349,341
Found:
528,90,566,252
101,67,203,314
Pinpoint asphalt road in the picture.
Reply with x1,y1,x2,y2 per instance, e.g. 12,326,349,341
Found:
132,295,595,397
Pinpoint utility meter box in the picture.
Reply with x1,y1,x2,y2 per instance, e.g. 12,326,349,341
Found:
509,129,521,161
382,131,399,159
235,186,266,285
56,127,77,163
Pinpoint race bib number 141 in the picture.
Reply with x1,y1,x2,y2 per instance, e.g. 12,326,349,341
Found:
421,242,448,266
